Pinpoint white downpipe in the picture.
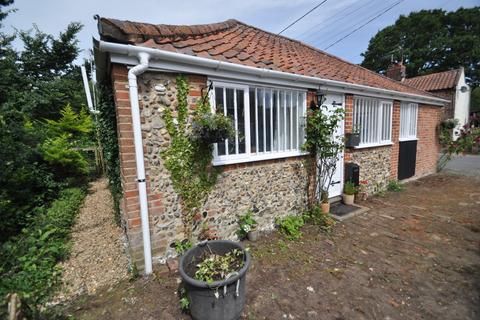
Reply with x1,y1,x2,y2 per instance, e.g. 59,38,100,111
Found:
128,52,153,274
80,65,95,113
98,41,447,106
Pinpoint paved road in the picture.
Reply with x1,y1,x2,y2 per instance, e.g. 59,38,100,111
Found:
443,154,480,176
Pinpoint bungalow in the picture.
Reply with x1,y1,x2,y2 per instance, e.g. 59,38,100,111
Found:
93,18,447,273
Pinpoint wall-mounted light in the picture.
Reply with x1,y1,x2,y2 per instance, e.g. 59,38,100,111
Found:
460,86,469,93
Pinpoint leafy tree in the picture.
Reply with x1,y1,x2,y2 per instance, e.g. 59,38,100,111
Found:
361,7,480,86
472,87,480,112
0,0,89,242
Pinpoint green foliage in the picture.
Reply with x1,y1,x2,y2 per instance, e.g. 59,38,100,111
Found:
303,206,336,233
236,210,257,239
438,115,480,169
361,7,480,86
302,98,344,204
343,180,357,195
173,239,193,255
0,110,58,242
387,180,404,192
0,188,85,318
472,87,480,112
161,76,222,238
180,297,190,311
0,10,89,242
191,112,235,144
39,104,93,180
276,215,304,240
194,249,244,283
178,287,189,312
95,85,122,224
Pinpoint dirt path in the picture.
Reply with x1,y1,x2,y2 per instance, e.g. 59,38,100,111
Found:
62,174,480,320
55,178,129,302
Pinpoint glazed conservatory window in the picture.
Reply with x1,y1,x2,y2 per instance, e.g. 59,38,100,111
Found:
211,82,307,165
353,96,393,147
399,102,418,141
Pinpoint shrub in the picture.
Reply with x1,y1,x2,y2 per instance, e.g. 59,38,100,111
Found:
343,181,357,195
303,206,336,232
387,180,404,192
276,215,304,240
0,187,85,318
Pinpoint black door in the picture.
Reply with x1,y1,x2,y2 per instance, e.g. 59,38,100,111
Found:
398,140,417,180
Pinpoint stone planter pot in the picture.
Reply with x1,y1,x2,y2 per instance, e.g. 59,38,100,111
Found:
247,230,259,242
345,133,360,148
321,202,330,214
342,193,355,205
179,240,251,320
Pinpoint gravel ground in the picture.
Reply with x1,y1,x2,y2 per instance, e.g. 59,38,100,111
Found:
54,178,129,302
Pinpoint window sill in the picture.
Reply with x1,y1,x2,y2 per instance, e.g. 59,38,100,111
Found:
213,151,308,166
354,142,393,149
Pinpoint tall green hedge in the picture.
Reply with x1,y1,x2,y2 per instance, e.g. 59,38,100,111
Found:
0,187,86,318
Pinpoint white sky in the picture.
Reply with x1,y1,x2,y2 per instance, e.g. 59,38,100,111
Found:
3,0,479,64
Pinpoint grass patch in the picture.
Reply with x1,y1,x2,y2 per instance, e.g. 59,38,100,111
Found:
0,188,85,318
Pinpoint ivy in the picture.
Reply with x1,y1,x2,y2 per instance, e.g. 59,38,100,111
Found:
161,76,223,239
95,85,123,225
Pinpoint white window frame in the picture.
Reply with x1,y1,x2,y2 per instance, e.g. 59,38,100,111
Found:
399,102,418,141
210,80,307,166
353,96,393,148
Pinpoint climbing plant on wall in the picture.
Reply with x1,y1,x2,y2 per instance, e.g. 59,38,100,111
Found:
302,96,345,204
161,75,233,239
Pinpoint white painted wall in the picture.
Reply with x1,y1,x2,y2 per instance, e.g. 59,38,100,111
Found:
453,68,470,140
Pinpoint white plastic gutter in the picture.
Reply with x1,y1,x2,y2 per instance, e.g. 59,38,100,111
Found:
128,52,153,274
98,40,448,106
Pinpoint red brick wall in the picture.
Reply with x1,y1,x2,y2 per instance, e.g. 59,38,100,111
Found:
415,104,443,177
390,100,401,179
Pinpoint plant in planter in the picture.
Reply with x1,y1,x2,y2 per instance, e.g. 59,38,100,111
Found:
191,111,235,144
179,240,251,320
236,210,258,241
342,180,357,205
320,190,330,213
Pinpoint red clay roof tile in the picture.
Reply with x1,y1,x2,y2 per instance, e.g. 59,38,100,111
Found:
98,17,439,98
403,69,460,92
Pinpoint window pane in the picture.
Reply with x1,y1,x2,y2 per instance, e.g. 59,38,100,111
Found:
286,91,291,150
257,89,264,152
249,88,256,153
265,89,272,152
279,91,285,151
298,92,305,148
237,89,245,154
226,88,235,155
215,87,226,156
273,90,278,151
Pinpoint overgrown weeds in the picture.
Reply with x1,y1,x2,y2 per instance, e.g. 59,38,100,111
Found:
0,188,86,319
276,215,304,240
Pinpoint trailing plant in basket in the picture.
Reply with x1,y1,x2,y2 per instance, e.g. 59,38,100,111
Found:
161,76,233,239
191,112,235,144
